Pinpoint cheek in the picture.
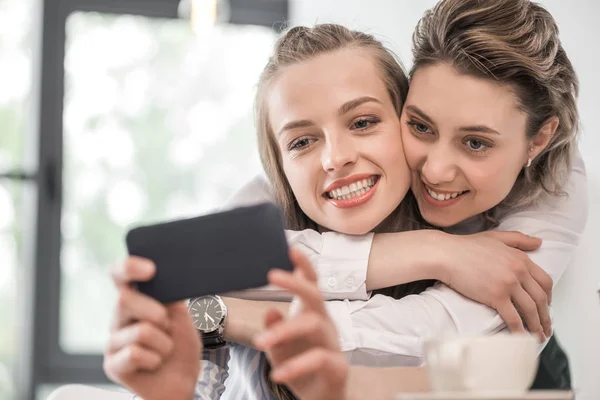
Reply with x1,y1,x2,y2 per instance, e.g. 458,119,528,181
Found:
468,157,523,200
282,157,319,208
368,131,406,169
401,132,426,171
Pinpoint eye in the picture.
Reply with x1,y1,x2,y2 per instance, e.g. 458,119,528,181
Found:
351,116,380,131
407,121,433,135
465,138,490,152
288,137,314,151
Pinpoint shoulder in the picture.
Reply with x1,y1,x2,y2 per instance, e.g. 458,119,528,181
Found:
222,173,275,210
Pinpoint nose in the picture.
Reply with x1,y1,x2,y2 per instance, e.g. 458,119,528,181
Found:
321,133,358,172
420,143,458,185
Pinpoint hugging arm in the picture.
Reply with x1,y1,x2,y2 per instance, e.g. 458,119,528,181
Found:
324,150,587,359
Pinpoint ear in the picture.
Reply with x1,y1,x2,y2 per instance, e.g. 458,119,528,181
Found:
529,116,559,160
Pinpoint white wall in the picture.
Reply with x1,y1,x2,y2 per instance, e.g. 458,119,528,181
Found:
290,1,600,398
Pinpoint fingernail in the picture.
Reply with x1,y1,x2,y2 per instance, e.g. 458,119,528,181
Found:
136,261,153,274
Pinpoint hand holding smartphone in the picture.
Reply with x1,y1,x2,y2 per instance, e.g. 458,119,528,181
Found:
125,202,293,303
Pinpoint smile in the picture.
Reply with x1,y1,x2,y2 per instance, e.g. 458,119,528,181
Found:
326,176,378,200
324,175,380,209
422,183,469,207
425,186,468,201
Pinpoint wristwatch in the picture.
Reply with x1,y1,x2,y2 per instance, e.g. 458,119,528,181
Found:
187,295,228,349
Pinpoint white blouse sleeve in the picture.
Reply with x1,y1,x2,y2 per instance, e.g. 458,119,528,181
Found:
221,174,374,301
324,150,588,359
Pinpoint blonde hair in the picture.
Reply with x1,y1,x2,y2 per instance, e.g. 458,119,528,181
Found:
411,0,580,221
254,23,431,400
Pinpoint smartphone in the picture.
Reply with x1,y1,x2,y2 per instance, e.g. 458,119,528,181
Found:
125,202,293,303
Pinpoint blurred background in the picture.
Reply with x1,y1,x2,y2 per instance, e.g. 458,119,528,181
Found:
0,0,597,399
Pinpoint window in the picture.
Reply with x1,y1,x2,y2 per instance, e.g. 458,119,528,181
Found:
61,11,276,353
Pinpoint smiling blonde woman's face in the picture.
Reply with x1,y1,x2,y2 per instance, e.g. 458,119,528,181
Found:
267,48,411,235
401,63,531,227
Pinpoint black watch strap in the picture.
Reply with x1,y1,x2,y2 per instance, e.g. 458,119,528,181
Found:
201,330,227,349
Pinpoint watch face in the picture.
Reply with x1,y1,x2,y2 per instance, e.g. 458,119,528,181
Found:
189,296,225,332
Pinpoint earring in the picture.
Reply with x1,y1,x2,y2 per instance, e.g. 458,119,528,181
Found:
526,158,532,168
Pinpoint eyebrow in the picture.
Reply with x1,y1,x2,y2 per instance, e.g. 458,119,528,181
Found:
277,96,383,137
405,105,435,126
458,125,501,135
338,96,382,116
277,120,315,137
405,105,500,135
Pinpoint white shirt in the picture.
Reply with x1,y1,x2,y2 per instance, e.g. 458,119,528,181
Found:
222,150,588,367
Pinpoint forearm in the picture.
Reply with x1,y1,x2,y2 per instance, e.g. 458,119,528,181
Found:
346,366,429,400
366,229,449,291
222,297,290,347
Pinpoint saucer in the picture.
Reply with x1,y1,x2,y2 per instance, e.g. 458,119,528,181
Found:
394,390,574,400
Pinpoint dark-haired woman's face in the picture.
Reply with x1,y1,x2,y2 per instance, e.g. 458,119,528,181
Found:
401,63,531,227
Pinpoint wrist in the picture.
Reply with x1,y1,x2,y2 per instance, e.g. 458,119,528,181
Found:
367,229,454,291
417,229,451,282
416,229,458,284
222,298,290,346
221,297,246,342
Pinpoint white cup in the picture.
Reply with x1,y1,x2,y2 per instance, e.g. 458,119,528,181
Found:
424,333,539,394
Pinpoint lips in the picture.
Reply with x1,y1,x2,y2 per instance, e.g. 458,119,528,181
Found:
325,176,379,200
421,181,470,208
425,186,468,201
324,175,381,209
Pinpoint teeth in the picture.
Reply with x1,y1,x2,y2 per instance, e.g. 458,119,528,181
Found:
328,177,377,200
426,187,465,201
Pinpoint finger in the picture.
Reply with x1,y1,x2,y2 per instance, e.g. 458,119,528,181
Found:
111,286,170,332
496,300,526,333
106,322,174,358
104,344,162,376
289,248,318,283
167,300,192,317
268,269,325,314
487,231,542,251
254,312,323,350
270,348,346,384
520,276,552,338
512,286,545,342
527,260,553,305
111,256,155,287
264,308,285,329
